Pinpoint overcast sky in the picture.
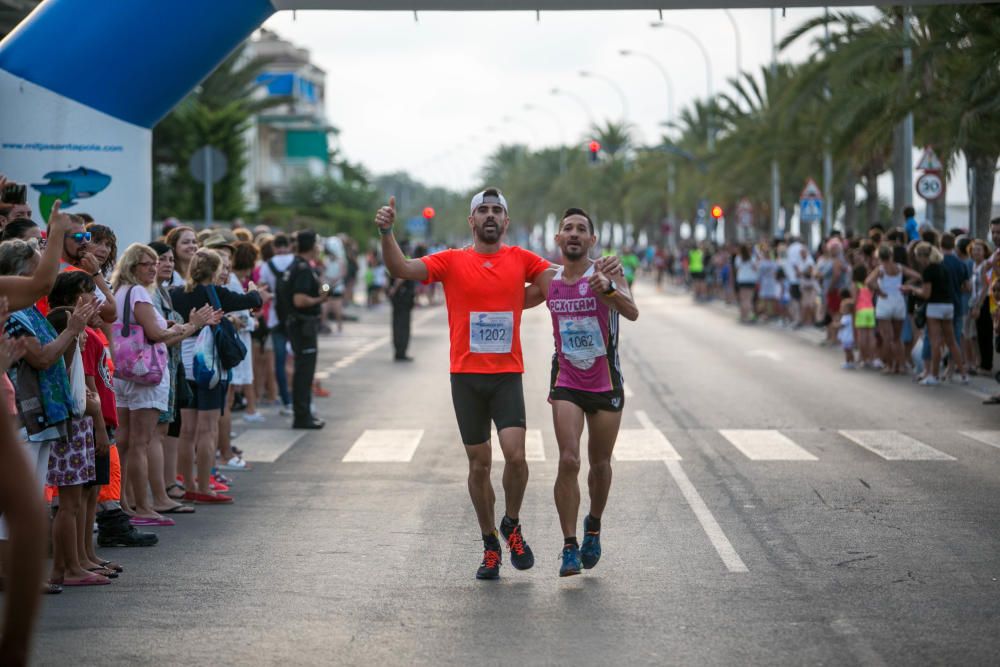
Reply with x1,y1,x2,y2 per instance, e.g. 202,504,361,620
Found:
261,6,992,208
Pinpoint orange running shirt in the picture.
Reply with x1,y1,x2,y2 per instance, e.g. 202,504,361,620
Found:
421,245,550,374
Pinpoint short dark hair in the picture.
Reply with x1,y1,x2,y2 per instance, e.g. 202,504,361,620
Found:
233,241,259,271
940,233,955,250
1,218,38,242
49,270,95,308
561,207,594,234
851,264,867,283
990,217,1000,227
921,228,939,245
296,230,317,254
273,233,290,249
148,240,171,257
903,206,915,218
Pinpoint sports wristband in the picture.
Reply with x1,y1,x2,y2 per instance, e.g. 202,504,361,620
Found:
378,226,393,236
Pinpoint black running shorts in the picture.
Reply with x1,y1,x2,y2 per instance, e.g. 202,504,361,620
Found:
450,373,526,445
549,385,625,414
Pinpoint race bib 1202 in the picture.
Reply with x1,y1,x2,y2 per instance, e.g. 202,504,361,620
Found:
470,311,514,353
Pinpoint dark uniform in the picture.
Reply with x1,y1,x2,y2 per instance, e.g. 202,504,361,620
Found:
390,276,416,360
286,256,322,426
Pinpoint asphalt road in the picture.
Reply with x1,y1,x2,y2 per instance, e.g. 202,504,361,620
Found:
25,282,1000,666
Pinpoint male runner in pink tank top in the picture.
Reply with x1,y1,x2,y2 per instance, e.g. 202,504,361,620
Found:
528,208,638,577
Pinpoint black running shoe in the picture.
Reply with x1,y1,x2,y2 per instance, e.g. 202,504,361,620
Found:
580,515,601,569
476,547,502,580
500,518,535,570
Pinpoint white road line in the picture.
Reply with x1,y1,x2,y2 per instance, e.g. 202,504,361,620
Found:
491,428,546,461
719,429,818,461
314,371,330,380
342,429,424,462
664,460,749,573
839,430,956,461
614,411,681,461
324,309,440,375
238,430,306,463
623,384,634,398
960,431,1000,451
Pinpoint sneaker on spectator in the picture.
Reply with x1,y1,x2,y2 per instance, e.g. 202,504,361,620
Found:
219,456,249,471
279,405,293,416
243,413,266,424
871,359,885,369
919,375,940,386
841,362,855,370
951,374,970,385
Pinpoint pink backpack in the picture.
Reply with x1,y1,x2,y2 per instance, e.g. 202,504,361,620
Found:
111,286,167,385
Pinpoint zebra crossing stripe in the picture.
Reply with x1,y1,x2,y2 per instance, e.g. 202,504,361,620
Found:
238,430,306,463
343,429,424,462
719,430,818,461
614,410,681,461
959,431,1000,451
839,430,955,461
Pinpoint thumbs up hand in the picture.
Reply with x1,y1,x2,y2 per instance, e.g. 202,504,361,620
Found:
375,196,396,234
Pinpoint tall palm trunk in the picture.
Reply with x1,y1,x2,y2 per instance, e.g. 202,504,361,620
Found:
967,150,999,238
864,165,880,229
841,171,858,237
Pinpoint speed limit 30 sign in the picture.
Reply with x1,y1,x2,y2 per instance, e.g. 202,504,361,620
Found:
916,172,944,201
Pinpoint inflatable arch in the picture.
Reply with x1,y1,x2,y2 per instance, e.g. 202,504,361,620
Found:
0,0,943,249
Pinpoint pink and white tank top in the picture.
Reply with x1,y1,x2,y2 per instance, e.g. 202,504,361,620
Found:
547,265,622,393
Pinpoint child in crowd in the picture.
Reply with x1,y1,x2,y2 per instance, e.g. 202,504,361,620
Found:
800,265,818,327
838,297,856,369
851,264,878,368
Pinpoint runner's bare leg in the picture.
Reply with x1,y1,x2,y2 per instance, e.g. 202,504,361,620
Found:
497,426,527,520
585,410,623,519
465,442,495,534
552,401,585,538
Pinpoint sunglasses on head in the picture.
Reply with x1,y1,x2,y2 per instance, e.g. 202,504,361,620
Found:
69,232,92,243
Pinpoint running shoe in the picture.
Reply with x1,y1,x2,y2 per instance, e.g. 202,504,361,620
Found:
559,544,582,577
476,547,502,580
243,413,266,423
580,516,602,569
950,373,970,385
919,375,940,386
500,518,535,570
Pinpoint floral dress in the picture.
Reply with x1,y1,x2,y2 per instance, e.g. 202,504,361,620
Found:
6,306,94,486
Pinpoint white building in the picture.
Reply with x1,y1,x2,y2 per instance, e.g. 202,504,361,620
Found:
242,28,339,211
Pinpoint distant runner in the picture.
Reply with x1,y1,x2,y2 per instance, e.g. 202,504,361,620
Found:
529,208,638,576
375,189,619,580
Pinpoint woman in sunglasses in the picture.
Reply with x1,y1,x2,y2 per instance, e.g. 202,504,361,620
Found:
62,219,117,328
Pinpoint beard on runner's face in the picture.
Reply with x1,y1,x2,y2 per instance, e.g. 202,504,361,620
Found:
475,215,503,242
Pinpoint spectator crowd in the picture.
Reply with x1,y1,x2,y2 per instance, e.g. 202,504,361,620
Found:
0,174,382,662
673,207,1000,401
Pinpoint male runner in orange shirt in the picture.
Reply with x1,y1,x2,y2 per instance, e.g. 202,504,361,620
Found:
375,188,618,579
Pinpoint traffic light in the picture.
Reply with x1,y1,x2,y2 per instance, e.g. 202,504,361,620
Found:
588,140,601,163
422,207,435,220
710,205,723,220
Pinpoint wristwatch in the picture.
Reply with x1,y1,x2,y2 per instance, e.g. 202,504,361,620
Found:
603,280,617,297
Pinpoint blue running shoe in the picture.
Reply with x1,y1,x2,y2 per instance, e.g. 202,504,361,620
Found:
580,516,601,569
560,544,582,577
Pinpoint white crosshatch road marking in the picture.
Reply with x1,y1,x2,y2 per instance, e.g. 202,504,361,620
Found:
960,431,1000,451
839,430,956,461
720,430,818,461
614,410,681,461
239,430,306,463
343,430,424,462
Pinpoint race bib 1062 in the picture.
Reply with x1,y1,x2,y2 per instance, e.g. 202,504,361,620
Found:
470,311,514,353
559,316,606,368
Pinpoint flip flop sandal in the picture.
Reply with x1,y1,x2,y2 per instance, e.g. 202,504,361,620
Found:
63,573,110,586
44,582,63,595
100,560,123,573
166,482,186,500
87,567,119,579
158,504,196,514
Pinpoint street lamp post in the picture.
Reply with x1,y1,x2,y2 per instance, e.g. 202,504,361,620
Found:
618,49,677,246
650,21,714,151
723,9,743,75
578,70,629,123
523,103,567,174
550,87,595,132
618,49,675,127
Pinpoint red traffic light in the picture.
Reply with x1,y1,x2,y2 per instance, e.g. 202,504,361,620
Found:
710,205,723,219
422,207,435,219
588,140,601,153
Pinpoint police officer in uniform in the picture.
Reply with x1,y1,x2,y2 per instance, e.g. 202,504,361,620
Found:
286,230,329,429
